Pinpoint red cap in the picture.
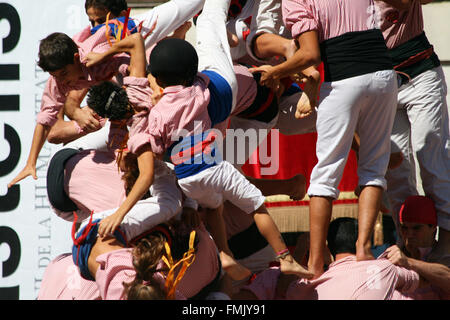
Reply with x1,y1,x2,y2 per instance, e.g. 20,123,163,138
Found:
399,195,437,226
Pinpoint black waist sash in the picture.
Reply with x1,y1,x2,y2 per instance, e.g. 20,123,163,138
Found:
389,32,440,85
47,148,80,212
320,29,393,82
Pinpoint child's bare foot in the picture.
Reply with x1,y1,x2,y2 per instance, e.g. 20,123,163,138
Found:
220,251,252,281
295,70,321,119
280,254,314,279
287,174,307,201
171,21,192,40
356,241,375,262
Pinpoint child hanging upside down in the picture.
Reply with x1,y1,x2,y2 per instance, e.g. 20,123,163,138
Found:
85,0,314,282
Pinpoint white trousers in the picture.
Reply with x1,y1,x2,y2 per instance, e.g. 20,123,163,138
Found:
196,0,238,112
308,70,398,199
80,160,182,241
134,0,205,50
178,161,266,213
386,66,450,231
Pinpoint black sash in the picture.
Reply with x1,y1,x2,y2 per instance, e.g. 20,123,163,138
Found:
389,32,440,85
46,148,80,212
320,29,393,82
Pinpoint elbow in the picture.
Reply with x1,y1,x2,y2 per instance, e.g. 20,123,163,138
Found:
304,51,321,69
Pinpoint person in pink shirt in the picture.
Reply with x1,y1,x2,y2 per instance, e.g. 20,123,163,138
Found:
77,206,222,300
238,217,424,300
385,195,450,299
85,0,314,282
250,0,398,278
38,253,101,300
374,0,450,263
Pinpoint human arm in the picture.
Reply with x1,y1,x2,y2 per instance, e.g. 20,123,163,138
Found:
64,88,101,133
7,123,50,188
385,245,450,294
84,32,148,78
97,144,155,237
46,108,88,145
249,31,321,89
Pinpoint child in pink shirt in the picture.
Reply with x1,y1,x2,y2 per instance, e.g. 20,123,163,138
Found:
86,0,313,282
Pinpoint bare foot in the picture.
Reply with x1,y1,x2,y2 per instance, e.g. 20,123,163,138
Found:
280,254,314,279
220,251,252,281
287,174,307,201
295,70,321,119
307,261,324,280
171,21,192,40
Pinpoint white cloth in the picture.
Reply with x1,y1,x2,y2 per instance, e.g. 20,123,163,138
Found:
386,66,450,231
79,160,183,241
178,161,266,213
308,70,398,199
196,0,238,112
133,0,205,50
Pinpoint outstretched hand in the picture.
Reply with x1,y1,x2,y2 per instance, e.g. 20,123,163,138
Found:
7,164,37,188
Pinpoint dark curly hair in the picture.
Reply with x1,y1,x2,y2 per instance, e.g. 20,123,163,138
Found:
87,81,130,120
85,0,128,17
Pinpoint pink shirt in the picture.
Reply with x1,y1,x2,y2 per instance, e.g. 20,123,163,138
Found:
282,0,378,42
126,73,212,155
38,253,101,300
37,26,130,127
375,0,425,49
245,256,420,300
63,149,127,215
95,223,220,300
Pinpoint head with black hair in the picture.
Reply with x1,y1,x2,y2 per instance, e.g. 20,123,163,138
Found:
87,81,131,121
38,32,84,86
327,217,358,258
148,38,199,88
85,0,128,27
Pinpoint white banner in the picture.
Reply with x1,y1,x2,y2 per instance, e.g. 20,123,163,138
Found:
0,0,88,300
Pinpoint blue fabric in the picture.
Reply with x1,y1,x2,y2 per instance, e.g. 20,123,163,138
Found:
167,130,222,179
72,219,127,280
201,70,233,127
282,82,302,97
91,16,138,37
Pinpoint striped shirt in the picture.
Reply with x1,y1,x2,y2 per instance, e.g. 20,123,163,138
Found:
245,255,420,300
94,224,220,300
282,0,379,42
38,253,101,300
37,25,130,127
375,0,426,49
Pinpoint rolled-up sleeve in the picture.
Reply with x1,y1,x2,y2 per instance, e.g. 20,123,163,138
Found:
124,76,153,110
147,110,167,155
37,77,67,127
282,0,319,39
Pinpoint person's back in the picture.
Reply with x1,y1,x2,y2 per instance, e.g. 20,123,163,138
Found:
286,255,419,300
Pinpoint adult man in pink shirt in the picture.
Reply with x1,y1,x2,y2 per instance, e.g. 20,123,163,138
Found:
385,195,450,299
251,0,398,278
374,0,450,261
238,218,424,300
